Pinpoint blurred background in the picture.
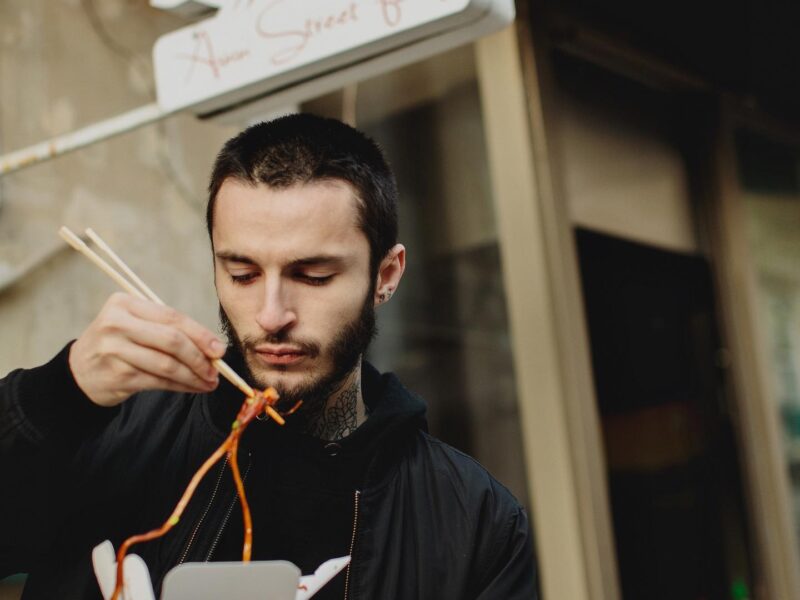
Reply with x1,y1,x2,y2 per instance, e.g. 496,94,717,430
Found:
1,1,799,599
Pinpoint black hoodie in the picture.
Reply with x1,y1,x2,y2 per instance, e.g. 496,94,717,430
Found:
0,345,538,599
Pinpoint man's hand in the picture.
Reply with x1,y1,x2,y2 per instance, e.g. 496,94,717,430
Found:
69,293,227,407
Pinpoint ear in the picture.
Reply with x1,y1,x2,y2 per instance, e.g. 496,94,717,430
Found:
374,244,406,306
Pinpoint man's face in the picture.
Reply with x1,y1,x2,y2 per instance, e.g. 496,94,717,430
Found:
212,178,375,408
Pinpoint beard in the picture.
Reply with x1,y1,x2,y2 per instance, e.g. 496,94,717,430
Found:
219,291,376,420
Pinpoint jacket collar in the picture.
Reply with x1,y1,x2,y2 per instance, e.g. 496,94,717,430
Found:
200,348,428,485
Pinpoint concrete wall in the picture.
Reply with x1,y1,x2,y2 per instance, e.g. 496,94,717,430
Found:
0,0,237,376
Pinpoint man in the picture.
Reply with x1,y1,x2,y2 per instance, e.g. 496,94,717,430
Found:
0,114,537,599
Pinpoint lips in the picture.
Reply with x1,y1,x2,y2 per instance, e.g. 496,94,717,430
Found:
254,346,307,366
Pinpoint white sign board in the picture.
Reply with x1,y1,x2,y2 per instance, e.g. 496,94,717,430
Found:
153,0,514,118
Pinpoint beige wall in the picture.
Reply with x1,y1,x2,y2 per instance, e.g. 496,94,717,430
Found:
555,94,698,254
0,0,237,376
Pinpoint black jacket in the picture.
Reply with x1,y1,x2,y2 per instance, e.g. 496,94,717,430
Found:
0,344,538,599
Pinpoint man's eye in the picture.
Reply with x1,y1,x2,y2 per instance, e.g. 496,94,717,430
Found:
297,274,334,286
231,273,258,284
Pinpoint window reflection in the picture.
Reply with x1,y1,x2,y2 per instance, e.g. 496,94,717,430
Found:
357,75,530,508
738,130,800,550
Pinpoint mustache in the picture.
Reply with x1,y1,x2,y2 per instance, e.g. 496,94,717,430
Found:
239,333,321,358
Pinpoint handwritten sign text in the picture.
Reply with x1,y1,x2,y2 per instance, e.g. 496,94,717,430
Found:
153,0,513,114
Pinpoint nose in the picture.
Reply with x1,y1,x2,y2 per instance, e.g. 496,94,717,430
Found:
255,277,296,335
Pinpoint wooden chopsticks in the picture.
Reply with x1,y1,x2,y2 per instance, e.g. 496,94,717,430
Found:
58,226,284,425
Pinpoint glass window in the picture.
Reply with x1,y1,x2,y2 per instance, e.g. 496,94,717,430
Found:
737,130,800,550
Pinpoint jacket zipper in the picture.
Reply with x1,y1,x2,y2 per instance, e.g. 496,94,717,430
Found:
177,457,229,565
205,457,252,561
343,490,361,600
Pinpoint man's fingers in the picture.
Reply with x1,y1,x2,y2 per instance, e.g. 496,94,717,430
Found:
121,295,226,360
122,316,219,383
129,372,214,395
117,345,218,393
72,293,225,407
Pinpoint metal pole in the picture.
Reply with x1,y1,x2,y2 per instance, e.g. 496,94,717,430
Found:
0,103,170,177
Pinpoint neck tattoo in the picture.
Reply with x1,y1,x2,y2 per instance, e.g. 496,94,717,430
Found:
306,369,365,441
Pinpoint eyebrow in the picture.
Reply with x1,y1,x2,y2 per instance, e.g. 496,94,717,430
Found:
215,252,346,269
288,255,346,268
215,251,258,266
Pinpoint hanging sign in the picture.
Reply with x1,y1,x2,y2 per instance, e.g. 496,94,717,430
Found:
153,0,514,117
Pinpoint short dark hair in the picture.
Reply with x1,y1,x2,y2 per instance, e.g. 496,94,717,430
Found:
206,113,398,277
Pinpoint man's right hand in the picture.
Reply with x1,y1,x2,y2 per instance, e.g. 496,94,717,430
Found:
68,293,227,407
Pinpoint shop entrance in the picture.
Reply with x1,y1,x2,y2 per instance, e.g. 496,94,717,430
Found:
576,228,753,599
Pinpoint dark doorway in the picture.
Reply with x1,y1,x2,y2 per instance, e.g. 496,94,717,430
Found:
576,228,754,600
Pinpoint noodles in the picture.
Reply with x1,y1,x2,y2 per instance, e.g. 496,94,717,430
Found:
109,388,299,600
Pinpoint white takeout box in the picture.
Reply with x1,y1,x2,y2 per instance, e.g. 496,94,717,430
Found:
93,540,351,600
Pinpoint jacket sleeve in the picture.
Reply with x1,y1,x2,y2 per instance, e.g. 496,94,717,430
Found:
474,496,540,600
0,343,119,577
